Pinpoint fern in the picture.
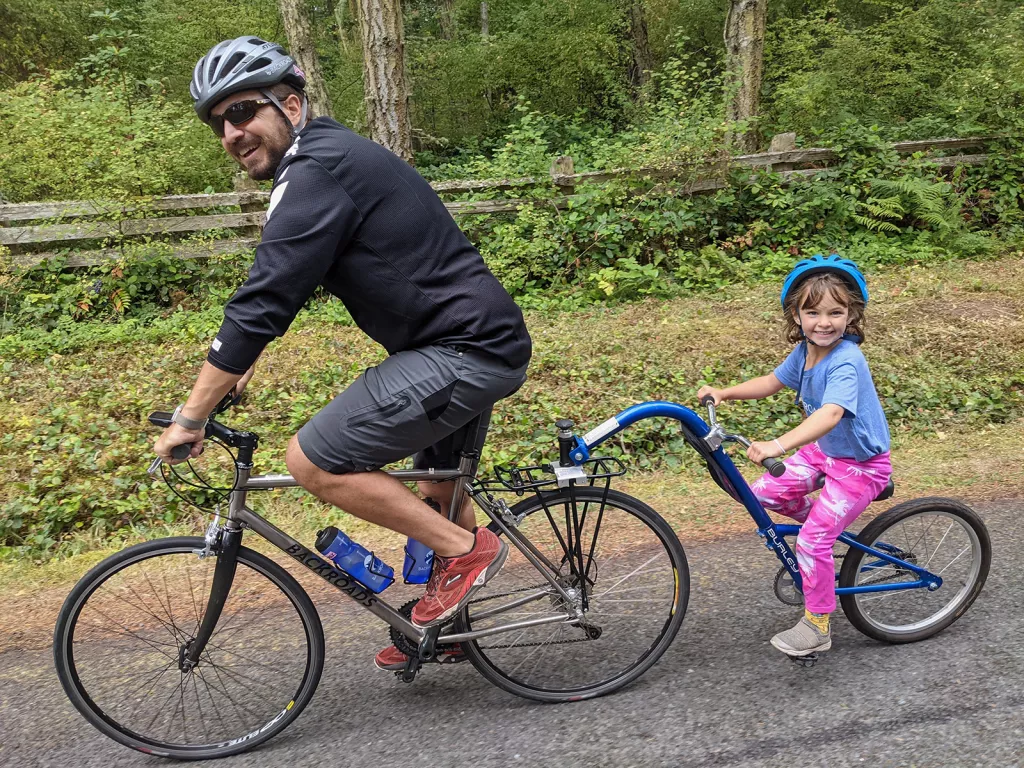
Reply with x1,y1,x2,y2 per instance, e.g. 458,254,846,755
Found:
851,175,967,241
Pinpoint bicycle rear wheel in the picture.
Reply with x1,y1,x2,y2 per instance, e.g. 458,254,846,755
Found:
456,487,688,702
54,536,325,760
839,498,990,644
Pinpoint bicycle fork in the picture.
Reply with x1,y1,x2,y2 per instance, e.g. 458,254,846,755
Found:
181,523,242,671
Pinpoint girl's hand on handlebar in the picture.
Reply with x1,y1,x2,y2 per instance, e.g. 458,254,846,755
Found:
746,440,784,465
696,386,726,406
154,423,205,464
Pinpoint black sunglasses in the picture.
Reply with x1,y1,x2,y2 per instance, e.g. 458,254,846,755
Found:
209,99,273,138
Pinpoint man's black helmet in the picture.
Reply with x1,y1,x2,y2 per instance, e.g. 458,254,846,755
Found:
191,37,306,123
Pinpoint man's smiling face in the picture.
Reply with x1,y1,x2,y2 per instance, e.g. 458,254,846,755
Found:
210,90,295,181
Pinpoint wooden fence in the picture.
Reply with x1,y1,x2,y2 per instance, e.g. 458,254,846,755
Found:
0,135,998,268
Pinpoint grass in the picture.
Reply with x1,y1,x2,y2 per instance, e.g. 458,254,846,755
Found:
1,253,1024,585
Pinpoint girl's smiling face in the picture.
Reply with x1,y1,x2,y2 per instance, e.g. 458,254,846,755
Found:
795,289,849,348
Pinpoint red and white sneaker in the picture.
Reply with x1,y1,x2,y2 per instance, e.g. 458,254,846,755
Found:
410,527,508,628
373,643,465,671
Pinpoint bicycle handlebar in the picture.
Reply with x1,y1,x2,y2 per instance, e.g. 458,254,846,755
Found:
700,395,786,477
170,444,192,460
149,391,243,468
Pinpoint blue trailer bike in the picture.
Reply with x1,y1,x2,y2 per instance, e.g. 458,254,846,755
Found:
571,396,990,665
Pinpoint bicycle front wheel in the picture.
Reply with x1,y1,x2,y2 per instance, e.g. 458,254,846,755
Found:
839,498,991,644
456,487,688,702
54,536,325,760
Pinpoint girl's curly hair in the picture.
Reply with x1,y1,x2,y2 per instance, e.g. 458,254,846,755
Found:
783,273,866,344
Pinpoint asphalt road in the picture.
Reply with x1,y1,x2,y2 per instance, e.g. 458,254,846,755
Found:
3,500,1023,768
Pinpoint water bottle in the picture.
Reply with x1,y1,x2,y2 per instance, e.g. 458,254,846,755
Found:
403,539,434,584
314,526,394,593
403,497,440,584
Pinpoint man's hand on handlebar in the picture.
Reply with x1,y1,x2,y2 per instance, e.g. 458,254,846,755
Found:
154,423,205,464
232,364,256,400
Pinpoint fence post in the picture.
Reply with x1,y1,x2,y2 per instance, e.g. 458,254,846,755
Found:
550,155,575,197
234,172,264,238
768,132,797,173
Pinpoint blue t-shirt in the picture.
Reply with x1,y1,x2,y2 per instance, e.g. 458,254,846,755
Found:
773,339,891,461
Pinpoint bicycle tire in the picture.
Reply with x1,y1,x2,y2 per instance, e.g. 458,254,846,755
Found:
54,536,325,760
456,486,688,702
839,497,990,644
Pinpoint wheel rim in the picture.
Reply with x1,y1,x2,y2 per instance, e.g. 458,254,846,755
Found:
465,493,682,694
850,511,983,635
59,545,315,753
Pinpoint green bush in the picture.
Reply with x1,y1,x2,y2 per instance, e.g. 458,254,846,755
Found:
0,74,233,202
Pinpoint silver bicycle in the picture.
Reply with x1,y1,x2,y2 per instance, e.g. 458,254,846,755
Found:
53,398,689,760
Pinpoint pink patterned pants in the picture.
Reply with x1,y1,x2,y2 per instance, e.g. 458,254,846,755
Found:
751,443,892,613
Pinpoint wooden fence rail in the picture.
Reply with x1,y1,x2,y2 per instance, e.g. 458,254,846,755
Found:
0,135,1000,268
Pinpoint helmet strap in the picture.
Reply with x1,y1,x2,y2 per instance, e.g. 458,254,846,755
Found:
260,89,309,138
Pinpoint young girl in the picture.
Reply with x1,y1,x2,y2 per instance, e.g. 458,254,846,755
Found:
697,254,892,658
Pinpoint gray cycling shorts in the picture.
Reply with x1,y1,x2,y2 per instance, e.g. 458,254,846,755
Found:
296,345,527,475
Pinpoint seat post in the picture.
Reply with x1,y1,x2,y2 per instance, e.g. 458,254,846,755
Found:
446,414,484,523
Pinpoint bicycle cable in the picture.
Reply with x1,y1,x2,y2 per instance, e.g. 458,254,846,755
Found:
159,437,240,513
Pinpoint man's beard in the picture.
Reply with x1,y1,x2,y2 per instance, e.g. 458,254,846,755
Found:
232,114,293,181
245,135,291,181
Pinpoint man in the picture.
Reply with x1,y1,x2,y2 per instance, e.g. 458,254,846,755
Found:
154,37,532,670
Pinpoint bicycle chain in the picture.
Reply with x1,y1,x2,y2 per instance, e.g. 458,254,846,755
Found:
479,634,597,650
468,584,603,650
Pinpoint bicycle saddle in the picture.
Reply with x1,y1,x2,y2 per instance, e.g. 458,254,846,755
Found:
812,475,895,502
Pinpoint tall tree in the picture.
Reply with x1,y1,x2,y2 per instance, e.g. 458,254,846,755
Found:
332,0,353,54
278,0,333,118
623,0,653,91
723,0,768,152
438,0,456,40
355,0,413,162
480,1,489,38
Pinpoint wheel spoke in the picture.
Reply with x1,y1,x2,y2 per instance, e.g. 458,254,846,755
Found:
845,506,988,640
56,542,320,757
462,489,686,698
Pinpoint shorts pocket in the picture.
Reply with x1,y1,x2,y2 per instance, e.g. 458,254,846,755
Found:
347,394,412,429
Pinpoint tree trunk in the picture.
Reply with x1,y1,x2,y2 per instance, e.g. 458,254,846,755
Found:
480,1,489,38
333,0,351,54
723,0,768,153
438,0,456,40
355,0,413,163
277,0,333,119
624,0,653,90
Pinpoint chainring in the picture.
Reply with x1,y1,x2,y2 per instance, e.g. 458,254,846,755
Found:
389,598,461,659
773,566,805,607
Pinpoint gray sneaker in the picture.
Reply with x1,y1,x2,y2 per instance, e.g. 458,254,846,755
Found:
770,617,832,656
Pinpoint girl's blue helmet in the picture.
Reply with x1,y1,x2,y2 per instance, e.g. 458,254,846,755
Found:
780,254,868,308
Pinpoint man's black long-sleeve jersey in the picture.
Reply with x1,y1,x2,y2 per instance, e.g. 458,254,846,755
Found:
207,117,532,375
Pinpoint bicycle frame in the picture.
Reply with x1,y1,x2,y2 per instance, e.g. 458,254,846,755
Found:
174,440,585,668
568,401,942,597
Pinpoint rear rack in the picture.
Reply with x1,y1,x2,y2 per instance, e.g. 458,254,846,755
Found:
483,456,627,496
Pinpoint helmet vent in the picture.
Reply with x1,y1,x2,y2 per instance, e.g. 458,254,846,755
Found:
246,57,272,72
206,55,222,80
222,52,246,75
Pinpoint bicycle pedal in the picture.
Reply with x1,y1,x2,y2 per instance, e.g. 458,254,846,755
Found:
397,656,421,683
786,652,820,668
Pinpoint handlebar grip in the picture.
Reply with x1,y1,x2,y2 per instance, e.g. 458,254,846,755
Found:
170,443,193,460
700,395,715,406
763,457,786,477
